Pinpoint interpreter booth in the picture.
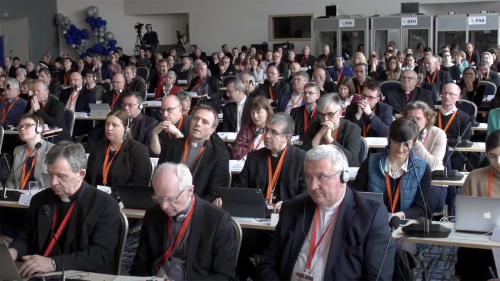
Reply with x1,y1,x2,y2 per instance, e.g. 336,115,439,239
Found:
312,17,370,61
435,13,500,53
370,15,434,56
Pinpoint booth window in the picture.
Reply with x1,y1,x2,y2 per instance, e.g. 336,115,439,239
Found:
269,14,313,41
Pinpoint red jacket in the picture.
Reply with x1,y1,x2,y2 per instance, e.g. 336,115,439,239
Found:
154,84,182,99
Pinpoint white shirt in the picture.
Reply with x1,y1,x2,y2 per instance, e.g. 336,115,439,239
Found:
163,84,173,96
384,154,409,179
65,87,82,111
286,92,303,114
439,106,457,116
236,96,247,133
292,194,344,281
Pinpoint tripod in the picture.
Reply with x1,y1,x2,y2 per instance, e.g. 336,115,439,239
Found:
133,32,142,56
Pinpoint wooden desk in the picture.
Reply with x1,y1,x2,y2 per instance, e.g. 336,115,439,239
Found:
0,200,28,209
74,115,107,121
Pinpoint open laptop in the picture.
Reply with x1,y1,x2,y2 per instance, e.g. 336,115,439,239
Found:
89,103,111,118
115,185,156,210
455,195,500,233
0,244,26,281
217,187,270,218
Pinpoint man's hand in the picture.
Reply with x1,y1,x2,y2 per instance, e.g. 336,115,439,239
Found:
273,201,283,213
464,77,474,91
355,103,364,120
18,255,55,277
213,198,222,208
31,96,40,112
359,100,372,116
394,113,403,119
9,248,17,261
321,121,336,144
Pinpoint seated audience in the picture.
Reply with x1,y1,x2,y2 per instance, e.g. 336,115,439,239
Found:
109,53,122,75
329,55,355,82
285,63,302,88
246,56,265,82
217,56,237,79
232,96,274,160
297,46,315,69
318,44,334,66
454,51,469,73
86,109,152,193
122,92,158,151
124,65,147,100
102,74,131,110
337,76,361,117
220,79,250,133
368,54,384,80
423,55,452,93
235,52,248,72
465,43,480,66
8,141,120,276
187,62,221,113
312,68,336,95
403,101,446,171
352,63,373,95
60,72,95,113
346,82,392,137
176,91,192,116
137,48,152,69
260,50,273,70
384,70,434,117
256,145,395,281
242,74,266,99
271,51,289,78
261,65,289,102
402,54,420,72
16,68,27,84
84,70,105,101
441,51,461,81
0,74,5,95
277,71,308,113
157,105,229,203
310,58,332,81
290,82,321,137
19,78,34,100
38,67,62,98
301,93,361,167
130,162,236,279
176,57,195,85
91,55,114,81
1,78,28,127
459,67,487,109
477,61,500,88
59,57,76,86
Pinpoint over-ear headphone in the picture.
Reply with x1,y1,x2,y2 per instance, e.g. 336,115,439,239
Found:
35,117,43,134
138,103,144,110
124,117,131,137
340,166,350,183
250,80,255,85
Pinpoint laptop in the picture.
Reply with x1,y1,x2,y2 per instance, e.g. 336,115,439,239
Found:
115,185,156,210
217,187,270,218
357,192,384,205
455,195,500,233
89,103,111,118
0,244,25,281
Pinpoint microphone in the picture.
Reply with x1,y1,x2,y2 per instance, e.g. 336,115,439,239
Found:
3,142,42,199
42,205,65,281
375,216,400,281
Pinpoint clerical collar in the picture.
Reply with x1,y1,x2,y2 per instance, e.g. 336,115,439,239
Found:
190,140,204,147
270,146,287,158
321,191,345,212
59,186,81,202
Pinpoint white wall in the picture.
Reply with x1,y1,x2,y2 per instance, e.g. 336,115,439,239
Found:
420,1,500,16
0,17,31,61
56,0,188,56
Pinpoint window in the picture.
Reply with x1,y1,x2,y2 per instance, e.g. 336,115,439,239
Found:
269,14,313,41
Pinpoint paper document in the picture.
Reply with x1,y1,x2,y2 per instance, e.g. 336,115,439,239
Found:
74,112,89,118
229,160,245,173
144,101,161,106
365,137,388,146
217,132,237,140
291,135,300,142
150,158,159,168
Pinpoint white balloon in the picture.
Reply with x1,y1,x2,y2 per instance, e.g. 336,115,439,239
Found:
94,32,99,36
81,39,86,43
98,38,104,43
98,32,104,37
98,27,104,32
71,44,76,48
62,30,67,34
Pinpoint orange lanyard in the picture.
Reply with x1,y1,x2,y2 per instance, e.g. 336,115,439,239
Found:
385,172,405,213
422,132,430,146
21,149,37,190
468,51,473,63
438,110,458,133
168,116,184,139
324,55,330,63
336,68,344,82
68,90,81,109
44,201,77,257
250,132,266,150
357,84,362,95
155,196,197,272
102,142,124,185
427,72,438,84
488,169,495,198
363,108,376,137
182,140,206,169
64,71,71,85
301,55,309,67
269,86,275,100
1,97,19,122
304,107,317,133
266,146,288,201
292,93,304,108
110,92,122,110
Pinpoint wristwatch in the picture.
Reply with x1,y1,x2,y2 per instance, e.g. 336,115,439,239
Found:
52,259,57,270
369,112,375,119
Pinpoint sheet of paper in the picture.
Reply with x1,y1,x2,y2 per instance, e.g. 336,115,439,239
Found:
43,124,50,131
178,80,188,85
217,132,237,140
291,135,300,142
189,92,198,98
150,157,159,168
477,143,486,148
270,213,280,227
493,247,500,279
74,112,89,118
96,185,112,194
229,160,245,173
96,100,102,104
365,137,388,146
18,193,33,206
144,100,161,106
347,167,359,179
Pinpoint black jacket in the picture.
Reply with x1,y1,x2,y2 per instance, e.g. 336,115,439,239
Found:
352,77,374,95
131,114,158,155
260,79,289,102
86,138,153,191
441,65,461,81
424,70,452,93
320,81,337,96
158,138,230,202
345,102,393,137
130,195,236,280
219,97,251,132
384,87,434,115
9,182,120,274
49,78,63,99
256,188,395,281
59,87,96,113
273,61,289,78
249,88,267,99
126,77,147,100
187,76,221,113
58,68,76,86
296,54,316,68
102,89,132,111
235,145,307,201
289,105,320,137
300,119,361,167
318,54,335,67
24,95,71,141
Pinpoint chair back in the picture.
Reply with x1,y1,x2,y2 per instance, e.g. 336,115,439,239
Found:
380,81,401,97
116,211,129,275
136,67,150,81
222,75,238,87
359,137,368,166
482,81,498,97
97,81,112,93
235,70,243,79
456,99,477,119
231,219,242,265
0,126,4,153
64,109,76,137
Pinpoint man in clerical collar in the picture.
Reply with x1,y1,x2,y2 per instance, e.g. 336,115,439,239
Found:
352,63,373,95
290,82,321,137
121,92,158,154
220,79,249,133
8,141,120,277
256,145,395,281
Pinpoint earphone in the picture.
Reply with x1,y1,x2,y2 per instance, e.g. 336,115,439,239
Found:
138,103,144,110
340,165,350,183
35,117,43,134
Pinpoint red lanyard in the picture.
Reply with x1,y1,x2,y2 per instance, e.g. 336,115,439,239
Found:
1,97,19,122
102,142,124,185
129,116,141,131
468,51,474,63
385,172,405,213
168,116,184,139
269,86,275,100
304,107,317,133
488,169,495,198
68,90,81,109
301,56,309,67
292,93,303,108
155,196,197,272
426,72,438,84
324,55,329,63
42,102,48,112
266,146,288,201
182,140,206,169
438,110,458,133
43,201,77,257
192,77,205,91
20,149,37,190
110,92,122,110
363,108,376,137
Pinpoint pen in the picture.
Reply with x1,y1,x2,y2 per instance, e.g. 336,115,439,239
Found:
489,267,497,279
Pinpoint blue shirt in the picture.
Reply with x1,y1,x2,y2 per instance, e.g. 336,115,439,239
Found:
0,96,27,126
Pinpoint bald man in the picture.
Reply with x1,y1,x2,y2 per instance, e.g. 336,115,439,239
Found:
286,62,302,87
101,73,131,110
60,72,95,113
422,55,452,93
312,68,336,95
296,46,316,69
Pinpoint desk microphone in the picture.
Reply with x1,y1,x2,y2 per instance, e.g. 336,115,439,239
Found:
42,205,65,281
375,216,400,281
3,142,42,199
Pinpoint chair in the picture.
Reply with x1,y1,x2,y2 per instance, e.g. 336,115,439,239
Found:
136,67,150,81
116,211,129,275
97,81,112,93
0,126,4,154
456,99,477,120
359,137,368,166
64,109,75,137
222,75,238,87
482,81,497,97
231,219,242,265
235,70,243,79
380,81,401,96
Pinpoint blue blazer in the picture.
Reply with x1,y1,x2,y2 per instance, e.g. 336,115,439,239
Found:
345,102,393,137
276,92,306,113
329,66,355,82
100,64,114,81
0,97,27,126
256,188,396,281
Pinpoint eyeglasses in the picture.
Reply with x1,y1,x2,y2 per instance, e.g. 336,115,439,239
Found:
17,123,36,130
401,76,417,81
160,106,180,114
293,78,307,82
304,171,342,184
152,187,187,204
122,103,140,108
360,94,379,101
318,109,340,119
264,127,289,137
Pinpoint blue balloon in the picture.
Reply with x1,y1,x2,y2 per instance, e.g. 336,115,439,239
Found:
86,48,93,54
85,17,91,23
64,34,71,39
97,17,102,21
92,43,104,54
90,22,95,28
67,39,74,45
70,25,76,30
80,29,90,39
109,39,117,47
102,20,107,26
80,54,86,58
111,46,117,52
103,49,110,56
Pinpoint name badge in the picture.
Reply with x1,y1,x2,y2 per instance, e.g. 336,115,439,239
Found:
97,185,112,194
295,272,313,281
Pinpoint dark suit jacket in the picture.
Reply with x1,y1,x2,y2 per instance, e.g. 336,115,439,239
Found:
442,65,461,81
130,195,236,280
58,68,76,85
352,77,374,95
131,114,158,155
49,78,63,98
127,76,147,100
77,68,88,78
290,105,320,137
235,145,307,201
296,54,316,68
24,95,71,141
0,97,27,126
187,76,221,113
384,87,434,115
9,182,120,274
271,61,289,78
219,97,250,132
318,54,335,67
320,80,337,96
60,87,96,113
260,80,289,102
102,89,132,111
99,64,114,81
301,119,361,167
256,188,395,281
424,70,452,93
158,138,230,202
249,88,267,99
86,138,153,191
420,82,439,104
345,102,393,137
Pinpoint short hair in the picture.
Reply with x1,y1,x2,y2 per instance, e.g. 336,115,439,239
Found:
13,57,20,62
182,56,193,63
228,79,245,92
153,162,193,191
19,113,45,132
22,78,34,89
336,76,355,97
159,59,168,65
423,47,433,53
241,73,255,82
364,82,382,97
123,91,144,104
293,71,309,81
267,64,278,73
16,68,27,76
303,82,320,94
403,101,437,130
354,63,368,72
458,50,467,58
37,67,51,77
478,61,490,67
313,58,327,70
389,118,419,143
222,56,230,63
167,70,177,80
486,130,500,153
5,77,20,89
267,112,295,135
405,54,415,60
249,96,274,127
176,91,192,102
77,58,85,63
46,141,87,173
305,144,348,173
192,104,219,127
317,93,341,112
197,62,207,68
124,65,137,75
86,70,96,79
33,79,49,90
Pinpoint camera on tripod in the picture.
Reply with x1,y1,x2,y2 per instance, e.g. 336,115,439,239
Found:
135,22,144,35
273,41,295,57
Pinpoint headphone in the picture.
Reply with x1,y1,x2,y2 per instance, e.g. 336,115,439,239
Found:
249,79,255,85
124,117,131,138
35,117,43,134
340,165,350,183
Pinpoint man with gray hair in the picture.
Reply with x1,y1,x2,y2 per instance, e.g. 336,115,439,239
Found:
0,78,27,126
241,73,266,98
220,79,250,132
130,162,236,279
301,93,361,167
8,141,121,277
422,55,452,93
257,145,395,281
277,71,308,113
217,56,236,79
16,68,27,83
124,65,147,99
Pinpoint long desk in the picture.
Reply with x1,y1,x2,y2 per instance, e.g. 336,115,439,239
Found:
364,138,485,153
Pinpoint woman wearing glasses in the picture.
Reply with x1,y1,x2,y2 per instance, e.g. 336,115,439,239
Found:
458,67,487,110
380,56,401,81
86,109,152,197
